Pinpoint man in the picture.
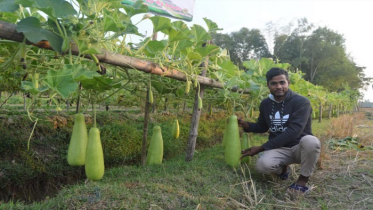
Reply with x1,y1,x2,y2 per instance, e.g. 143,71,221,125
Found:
238,67,321,195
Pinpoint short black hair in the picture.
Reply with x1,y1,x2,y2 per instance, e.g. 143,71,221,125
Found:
266,68,289,83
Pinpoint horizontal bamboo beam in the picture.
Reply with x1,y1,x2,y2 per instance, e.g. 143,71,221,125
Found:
0,20,249,93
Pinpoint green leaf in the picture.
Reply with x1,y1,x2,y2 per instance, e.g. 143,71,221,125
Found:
83,47,101,55
122,0,149,17
243,60,259,70
21,81,48,95
246,80,261,91
32,0,76,18
16,17,63,52
220,60,240,77
103,14,119,32
190,25,211,43
70,64,100,81
203,18,223,33
151,80,173,95
144,40,167,57
172,40,193,51
44,69,79,99
113,23,142,38
187,52,202,63
167,28,190,42
15,0,33,7
0,0,18,12
80,76,120,91
150,16,171,33
171,21,191,35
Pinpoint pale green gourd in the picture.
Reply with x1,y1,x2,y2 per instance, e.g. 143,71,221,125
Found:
172,119,180,139
85,127,105,181
67,113,88,166
224,115,241,168
146,126,163,165
241,132,250,163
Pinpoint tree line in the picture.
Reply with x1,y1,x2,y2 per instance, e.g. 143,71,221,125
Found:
211,18,371,94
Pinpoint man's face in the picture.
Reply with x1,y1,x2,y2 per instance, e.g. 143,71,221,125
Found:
267,74,290,101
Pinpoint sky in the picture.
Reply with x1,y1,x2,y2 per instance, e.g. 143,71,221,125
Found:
133,0,373,101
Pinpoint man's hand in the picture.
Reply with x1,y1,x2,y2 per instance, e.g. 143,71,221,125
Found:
237,118,250,131
241,146,264,159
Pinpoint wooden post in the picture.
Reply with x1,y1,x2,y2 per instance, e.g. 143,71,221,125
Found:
318,103,322,122
141,87,151,166
328,104,332,119
141,32,157,166
185,54,208,161
23,93,27,111
76,83,82,114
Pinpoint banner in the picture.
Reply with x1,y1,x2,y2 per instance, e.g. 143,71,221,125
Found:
122,0,195,21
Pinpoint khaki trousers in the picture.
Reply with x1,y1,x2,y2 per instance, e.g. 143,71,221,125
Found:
255,135,321,177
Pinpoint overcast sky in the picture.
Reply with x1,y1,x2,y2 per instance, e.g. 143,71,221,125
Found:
134,0,373,101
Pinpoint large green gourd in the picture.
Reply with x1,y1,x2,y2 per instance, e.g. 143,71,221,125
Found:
172,119,180,139
85,127,105,181
146,126,163,165
241,132,250,163
224,115,241,168
67,113,88,166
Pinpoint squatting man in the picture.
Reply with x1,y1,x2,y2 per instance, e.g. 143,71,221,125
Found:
238,67,321,194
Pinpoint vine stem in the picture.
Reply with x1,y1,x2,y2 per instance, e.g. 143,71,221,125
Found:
93,101,97,128
0,91,15,108
27,118,38,150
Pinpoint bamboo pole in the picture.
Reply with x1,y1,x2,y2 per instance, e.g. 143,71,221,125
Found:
185,55,208,161
318,103,322,123
0,21,252,93
141,32,158,166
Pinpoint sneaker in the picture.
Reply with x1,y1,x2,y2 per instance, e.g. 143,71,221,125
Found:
277,166,290,180
287,183,310,195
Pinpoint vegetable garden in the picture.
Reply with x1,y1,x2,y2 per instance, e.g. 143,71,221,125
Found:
0,0,371,209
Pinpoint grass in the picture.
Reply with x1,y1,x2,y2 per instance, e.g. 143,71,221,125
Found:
1,111,373,209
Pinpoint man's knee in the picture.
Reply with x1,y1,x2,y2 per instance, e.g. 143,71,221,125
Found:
255,156,282,175
300,135,321,154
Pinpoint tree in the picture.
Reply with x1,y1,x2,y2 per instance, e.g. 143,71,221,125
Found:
212,27,271,69
273,18,313,72
274,20,371,93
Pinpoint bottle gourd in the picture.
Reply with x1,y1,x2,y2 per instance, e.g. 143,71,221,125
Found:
85,127,105,181
67,113,88,166
146,126,163,165
172,119,179,139
224,115,241,168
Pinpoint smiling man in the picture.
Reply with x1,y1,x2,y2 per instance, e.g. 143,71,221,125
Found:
238,67,321,195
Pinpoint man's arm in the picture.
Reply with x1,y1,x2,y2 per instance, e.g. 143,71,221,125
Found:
237,118,250,131
241,146,264,158
239,101,269,133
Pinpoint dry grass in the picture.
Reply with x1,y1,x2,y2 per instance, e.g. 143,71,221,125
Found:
230,111,373,209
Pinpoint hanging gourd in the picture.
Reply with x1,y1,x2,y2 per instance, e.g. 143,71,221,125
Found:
85,127,105,181
67,113,88,166
172,119,180,139
224,115,241,168
146,126,164,165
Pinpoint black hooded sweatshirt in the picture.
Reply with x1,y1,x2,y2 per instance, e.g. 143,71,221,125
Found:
244,89,314,150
